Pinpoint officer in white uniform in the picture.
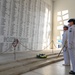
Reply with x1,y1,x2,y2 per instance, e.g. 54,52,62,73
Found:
68,19,75,74
62,26,70,66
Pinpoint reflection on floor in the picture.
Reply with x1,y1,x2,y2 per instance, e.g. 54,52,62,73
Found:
22,61,70,75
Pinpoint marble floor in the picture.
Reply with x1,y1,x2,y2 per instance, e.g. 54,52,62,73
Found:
22,61,71,75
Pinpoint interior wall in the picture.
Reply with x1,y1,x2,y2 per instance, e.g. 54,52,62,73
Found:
0,0,52,52
53,0,75,48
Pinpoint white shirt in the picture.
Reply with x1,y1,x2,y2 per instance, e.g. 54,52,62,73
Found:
62,30,68,47
68,25,75,49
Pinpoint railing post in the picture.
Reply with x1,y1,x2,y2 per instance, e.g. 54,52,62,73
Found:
14,47,16,60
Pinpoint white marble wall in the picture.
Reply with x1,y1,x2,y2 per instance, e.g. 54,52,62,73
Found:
0,0,52,52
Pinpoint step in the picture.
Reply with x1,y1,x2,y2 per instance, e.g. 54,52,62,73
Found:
0,54,63,75
0,53,63,72
0,52,62,65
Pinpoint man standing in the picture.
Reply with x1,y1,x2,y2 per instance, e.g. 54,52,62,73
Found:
62,26,70,66
68,19,75,74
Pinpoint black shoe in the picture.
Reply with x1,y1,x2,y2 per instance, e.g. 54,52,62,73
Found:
69,71,75,74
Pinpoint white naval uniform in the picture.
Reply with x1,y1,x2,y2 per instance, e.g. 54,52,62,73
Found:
62,30,70,65
68,25,75,72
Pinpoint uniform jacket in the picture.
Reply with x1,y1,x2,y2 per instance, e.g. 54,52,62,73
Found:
62,30,68,47
68,25,75,49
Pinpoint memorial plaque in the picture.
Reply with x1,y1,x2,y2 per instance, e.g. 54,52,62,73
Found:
0,0,51,52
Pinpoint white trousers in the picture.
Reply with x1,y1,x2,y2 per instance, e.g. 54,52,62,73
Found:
68,48,75,72
63,47,70,65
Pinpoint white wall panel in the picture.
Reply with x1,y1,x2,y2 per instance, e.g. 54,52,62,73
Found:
0,0,52,52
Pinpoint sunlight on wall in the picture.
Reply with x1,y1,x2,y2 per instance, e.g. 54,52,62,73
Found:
42,7,51,50
57,11,61,16
62,10,68,15
57,16,62,21
57,10,69,25
56,10,69,48
59,22,63,24
57,25,63,30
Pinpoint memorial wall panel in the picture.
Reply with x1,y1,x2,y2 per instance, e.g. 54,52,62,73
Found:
0,0,51,52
